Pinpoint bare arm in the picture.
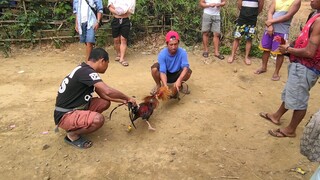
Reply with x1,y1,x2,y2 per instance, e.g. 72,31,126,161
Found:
217,0,226,7
74,15,79,33
258,0,264,14
160,73,168,87
174,67,189,91
265,0,275,35
266,0,301,26
237,0,242,10
94,82,136,105
279,18,320,58
199,0,209,8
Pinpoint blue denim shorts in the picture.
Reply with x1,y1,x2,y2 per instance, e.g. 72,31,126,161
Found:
80,22,95,43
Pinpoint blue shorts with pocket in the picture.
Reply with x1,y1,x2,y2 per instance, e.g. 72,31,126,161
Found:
80,22,95,44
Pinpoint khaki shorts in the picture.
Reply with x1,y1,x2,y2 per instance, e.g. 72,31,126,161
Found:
58,98,110,131
201,13,221,33
281,63,319,110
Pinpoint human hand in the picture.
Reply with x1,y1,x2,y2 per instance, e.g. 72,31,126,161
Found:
174,81,182,92
127,97,137,107
75,24,79,33
210,3,216,7
265,20,272,27
278,44,290,54
267,26,273,36
94,22,99,31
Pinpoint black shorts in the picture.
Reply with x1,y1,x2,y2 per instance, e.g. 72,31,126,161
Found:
151,62,192,83
111,17,131,39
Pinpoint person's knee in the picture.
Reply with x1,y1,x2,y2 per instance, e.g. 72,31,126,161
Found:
93,113,105,127
120,36,127,43
101,100,111,111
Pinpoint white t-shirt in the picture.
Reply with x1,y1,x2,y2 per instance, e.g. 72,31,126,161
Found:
108,0,136,15
203,0,221,16
80,0,89,23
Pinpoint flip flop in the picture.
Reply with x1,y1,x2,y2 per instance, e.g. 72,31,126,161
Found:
259,112,281,125
254,69,267,74
119,60,129,67
271,75,280,81
202,52,208,58
214,54,225,60
64,136,92,149
268,128,296,138
115,56,120,61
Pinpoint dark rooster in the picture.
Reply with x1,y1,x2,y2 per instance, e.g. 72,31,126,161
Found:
129,87,171,131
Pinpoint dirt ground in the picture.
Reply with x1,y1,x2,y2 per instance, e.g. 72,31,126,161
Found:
1,2,319,179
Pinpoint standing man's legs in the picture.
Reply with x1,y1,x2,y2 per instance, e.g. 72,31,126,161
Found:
80,22,96,62
202,31,210,57
255,51,269,74
227,38,240,63
113,36,121,59
266,63,318,137
201,13,211,58
213,32,220,56
86,43,94,61
119,35,128,63
244,40,252,65
272,54,284,81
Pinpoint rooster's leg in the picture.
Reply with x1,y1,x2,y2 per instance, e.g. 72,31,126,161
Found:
146,121,156,131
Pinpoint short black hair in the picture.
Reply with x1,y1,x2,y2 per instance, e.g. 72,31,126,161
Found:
88,48,109,62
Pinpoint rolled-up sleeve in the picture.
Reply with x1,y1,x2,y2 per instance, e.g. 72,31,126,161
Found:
95,0,103,13
73,0,78,14
180,50,189,69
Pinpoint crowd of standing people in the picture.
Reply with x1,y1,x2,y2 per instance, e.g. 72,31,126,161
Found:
55,0,320,177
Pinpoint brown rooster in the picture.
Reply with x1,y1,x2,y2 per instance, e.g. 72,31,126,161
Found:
129,87,171,131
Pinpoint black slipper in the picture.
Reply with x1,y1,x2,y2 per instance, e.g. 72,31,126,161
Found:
202,52,208,58
64,136,92,149
214,54,225,60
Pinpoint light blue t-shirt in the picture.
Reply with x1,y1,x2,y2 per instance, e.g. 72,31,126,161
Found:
158,47,190,74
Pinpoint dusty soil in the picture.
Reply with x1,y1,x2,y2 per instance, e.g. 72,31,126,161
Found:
0,1,319,179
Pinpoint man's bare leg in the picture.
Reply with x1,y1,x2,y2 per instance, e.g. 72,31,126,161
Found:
119,36,128,63
67,113,105,141
227,39,240,63
272,55,284,81
281,109,306,135
213,32,221,56
113,37,121,60
255,51,269,74
86,43,94,62
244,40,252,65
202,32,209,55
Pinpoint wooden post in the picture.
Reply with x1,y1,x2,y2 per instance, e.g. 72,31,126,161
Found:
22,0,27,16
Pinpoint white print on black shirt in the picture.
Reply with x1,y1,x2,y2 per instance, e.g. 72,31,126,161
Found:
58,78,69,93
58,66,81,94
89,73,101,80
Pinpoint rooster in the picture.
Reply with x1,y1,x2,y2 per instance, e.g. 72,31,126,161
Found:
129,86,171,131
274,35,291,56
273,35,286,45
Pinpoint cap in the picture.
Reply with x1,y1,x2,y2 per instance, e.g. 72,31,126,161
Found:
165,30,180,43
